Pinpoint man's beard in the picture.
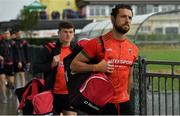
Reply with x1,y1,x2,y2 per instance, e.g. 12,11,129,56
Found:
114,23,129,34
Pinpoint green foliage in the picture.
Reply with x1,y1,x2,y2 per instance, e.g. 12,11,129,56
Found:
139,44,180,74
135,34,180,41
18,8,39,31
139,44,180,61
148,77,179,91
138,44,180,91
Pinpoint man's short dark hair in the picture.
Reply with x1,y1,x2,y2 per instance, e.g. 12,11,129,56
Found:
58,21,75,32
111,4,133,17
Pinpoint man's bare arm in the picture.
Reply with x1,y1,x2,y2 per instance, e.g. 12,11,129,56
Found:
70,52,114,73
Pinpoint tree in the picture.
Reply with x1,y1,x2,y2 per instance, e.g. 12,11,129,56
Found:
18,8,39,37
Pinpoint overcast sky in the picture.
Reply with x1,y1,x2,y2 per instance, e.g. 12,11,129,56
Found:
0,0,35,22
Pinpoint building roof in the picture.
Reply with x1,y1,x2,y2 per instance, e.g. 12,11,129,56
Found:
76,0,180,8
0,19,93,31
78,12,160,39
78,9,180,39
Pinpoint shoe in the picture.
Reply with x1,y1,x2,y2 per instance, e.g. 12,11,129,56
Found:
2,98,8,104
16,109,22,115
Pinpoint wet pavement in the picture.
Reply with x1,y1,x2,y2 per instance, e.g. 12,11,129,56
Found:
0,92,17,115
0,72,32,115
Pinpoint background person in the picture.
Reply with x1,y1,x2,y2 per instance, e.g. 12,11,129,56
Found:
10,26,29,88
33,21,77,115
51,21,77,115
0,29,15,103
70,4,138,115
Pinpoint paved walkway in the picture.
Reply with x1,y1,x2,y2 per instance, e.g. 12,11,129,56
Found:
0,92,17,115
0,72,32,115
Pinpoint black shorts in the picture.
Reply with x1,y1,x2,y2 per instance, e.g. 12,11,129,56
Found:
101,100,133,115
14,62,25,73
53,93,75,115
0,64,14,76
0,68,4,75
4,64,14,76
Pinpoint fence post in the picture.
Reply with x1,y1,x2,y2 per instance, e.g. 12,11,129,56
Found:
131,59,139,114
131,56,147,115
138,56,147,115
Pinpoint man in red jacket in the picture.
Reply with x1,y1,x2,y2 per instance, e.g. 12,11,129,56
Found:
52,21,77,115
37,21,77,115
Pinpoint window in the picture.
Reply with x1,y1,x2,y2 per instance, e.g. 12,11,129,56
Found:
153,5,159,12
39,11,47,20
177,5,180,10
89,5,108,16
167,5,175,11
165,27,178,34
51,11,60,20
155,27,163,34
140,26,151,33
90,8,95,16
161,5,175,12
101,8,106,16
96,8,100,16
136,5,146,15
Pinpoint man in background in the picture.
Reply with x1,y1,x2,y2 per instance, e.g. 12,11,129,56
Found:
10,26,28,88
0,29,15,103
33,21,77,115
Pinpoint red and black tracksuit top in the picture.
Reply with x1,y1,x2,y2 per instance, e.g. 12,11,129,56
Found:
32,40,76,90
0,38,15,65
13,38,28,64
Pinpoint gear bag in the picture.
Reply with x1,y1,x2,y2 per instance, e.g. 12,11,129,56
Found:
15,78,53,115
63,36,115,114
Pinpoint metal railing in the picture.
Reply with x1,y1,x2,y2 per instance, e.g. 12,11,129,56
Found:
132,57,180,115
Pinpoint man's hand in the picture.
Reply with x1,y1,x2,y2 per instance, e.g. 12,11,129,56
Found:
0,55,4,61
26,63,31,71
18,62,22,68
94,60,114,73
52,54,60,67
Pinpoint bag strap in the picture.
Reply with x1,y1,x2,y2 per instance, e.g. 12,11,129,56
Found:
45,42,56,53
99,36,108,61
18,83,32,109
99,36,105,52
27,79,42,100
51,40,62,56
